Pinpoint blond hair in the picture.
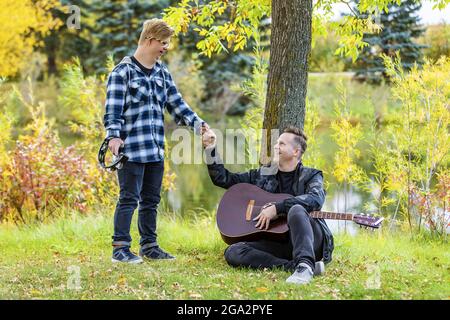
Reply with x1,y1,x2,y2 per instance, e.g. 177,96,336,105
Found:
138,19,174,45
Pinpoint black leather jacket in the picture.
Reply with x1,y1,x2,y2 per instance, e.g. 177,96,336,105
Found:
205,147,334,264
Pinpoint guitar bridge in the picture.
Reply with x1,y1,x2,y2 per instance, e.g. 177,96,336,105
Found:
246,200,255,221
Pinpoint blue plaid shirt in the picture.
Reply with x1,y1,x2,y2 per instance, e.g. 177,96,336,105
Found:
103,56,204,163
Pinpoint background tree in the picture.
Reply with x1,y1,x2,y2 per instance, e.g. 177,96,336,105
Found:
89,0,171,73
38,0,92,76
260,0,312,161
175,19,260,119
164,0,448,158
418,22,450,61
0,0,62,78
353,0,427,83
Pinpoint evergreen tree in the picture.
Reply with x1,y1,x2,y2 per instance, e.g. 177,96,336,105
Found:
177,29,255,116
86,1,259,115
176,17,270,116
89,0,170,73
38,0,92,76
354,0,427,83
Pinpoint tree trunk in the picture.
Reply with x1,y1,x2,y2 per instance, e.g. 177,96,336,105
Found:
46,35,58,76
47,52,57,76
260,0,312,164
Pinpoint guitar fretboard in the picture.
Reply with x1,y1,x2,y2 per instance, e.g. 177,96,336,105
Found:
310,211,354,221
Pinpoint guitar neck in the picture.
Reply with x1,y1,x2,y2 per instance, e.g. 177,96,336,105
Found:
310,211,354,221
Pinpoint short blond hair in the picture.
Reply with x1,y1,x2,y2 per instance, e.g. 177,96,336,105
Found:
138,19,174,45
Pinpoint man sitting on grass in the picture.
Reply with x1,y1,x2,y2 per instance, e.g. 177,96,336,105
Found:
201,126,334,285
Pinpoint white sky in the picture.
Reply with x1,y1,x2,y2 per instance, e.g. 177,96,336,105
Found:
331,0,450,25
418,1,450,24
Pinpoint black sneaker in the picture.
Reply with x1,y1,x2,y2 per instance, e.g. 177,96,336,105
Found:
112,247,143,264
140,245,175,260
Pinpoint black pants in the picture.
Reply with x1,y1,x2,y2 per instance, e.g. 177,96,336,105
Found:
112,160,164,248
224,204,324,272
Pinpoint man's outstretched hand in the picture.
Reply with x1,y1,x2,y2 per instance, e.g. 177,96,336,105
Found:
202,127,216,149
200,122,210,135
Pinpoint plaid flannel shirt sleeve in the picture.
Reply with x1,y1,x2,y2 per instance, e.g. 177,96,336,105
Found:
164,70,204,134
103,69,127,139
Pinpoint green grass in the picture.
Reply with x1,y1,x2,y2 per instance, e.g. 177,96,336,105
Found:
0,212,449,300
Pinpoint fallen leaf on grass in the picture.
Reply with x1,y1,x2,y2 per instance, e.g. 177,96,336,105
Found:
256,287,269,293
117,275,127,286
30,289,42,297
189,292,202,299
172,282,181,289
10,277,19,283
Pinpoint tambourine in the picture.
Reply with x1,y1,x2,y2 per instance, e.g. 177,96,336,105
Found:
98,138,129,171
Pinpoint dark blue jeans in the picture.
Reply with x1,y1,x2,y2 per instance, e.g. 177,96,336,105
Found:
112,160,164,248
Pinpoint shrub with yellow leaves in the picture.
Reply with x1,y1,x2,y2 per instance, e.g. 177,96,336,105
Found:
0,0,62,78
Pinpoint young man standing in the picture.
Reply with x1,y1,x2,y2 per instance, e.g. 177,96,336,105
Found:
104,18,208,263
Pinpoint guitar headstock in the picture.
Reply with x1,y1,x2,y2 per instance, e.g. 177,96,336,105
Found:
353,213,384,229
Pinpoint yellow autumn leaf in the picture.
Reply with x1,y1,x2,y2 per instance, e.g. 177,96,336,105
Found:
256,287,269,293
30,289,42,296
117,275,127,286
0,0,62,77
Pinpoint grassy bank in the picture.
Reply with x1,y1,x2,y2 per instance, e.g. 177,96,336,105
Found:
0,212,448,299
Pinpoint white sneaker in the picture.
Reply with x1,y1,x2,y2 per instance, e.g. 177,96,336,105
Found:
286,262,314,285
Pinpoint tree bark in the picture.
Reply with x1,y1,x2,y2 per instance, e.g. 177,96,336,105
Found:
46,35,58,76
261,0,312,164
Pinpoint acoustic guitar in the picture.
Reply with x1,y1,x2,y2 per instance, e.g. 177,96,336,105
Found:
216,183,384,245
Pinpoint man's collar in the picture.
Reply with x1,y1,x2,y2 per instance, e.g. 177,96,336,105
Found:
276,160,303,174
294,160,303,176
122,56,161,76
